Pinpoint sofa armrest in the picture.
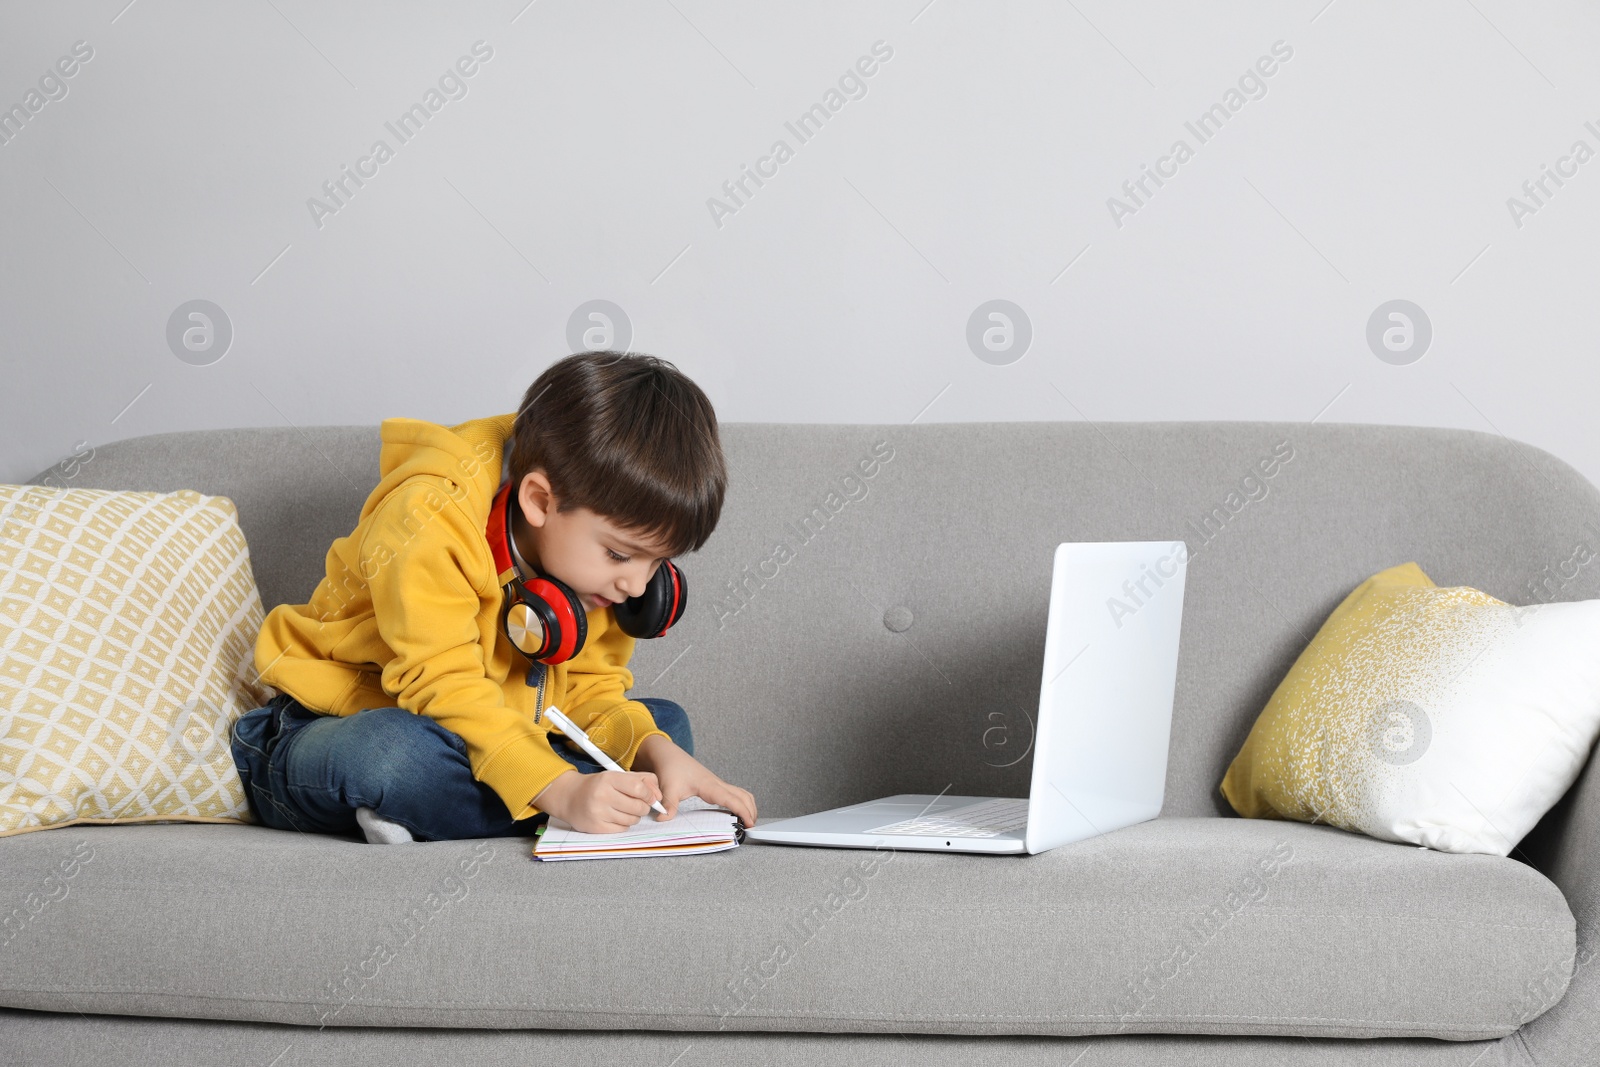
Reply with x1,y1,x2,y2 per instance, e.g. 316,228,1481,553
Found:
1515,749,1600,1064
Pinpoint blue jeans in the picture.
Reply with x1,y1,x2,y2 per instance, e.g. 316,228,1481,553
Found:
229,691,693,842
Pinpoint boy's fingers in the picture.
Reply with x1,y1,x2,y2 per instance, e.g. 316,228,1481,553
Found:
708,782,755,827
723,784,755,825
613,772,655,801
601,774,649,820
637,772,662,806
646,774,675,818
729,785,755,824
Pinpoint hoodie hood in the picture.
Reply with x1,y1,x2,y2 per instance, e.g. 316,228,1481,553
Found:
363,412,515,529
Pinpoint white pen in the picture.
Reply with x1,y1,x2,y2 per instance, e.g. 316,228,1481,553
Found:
543,705,669,815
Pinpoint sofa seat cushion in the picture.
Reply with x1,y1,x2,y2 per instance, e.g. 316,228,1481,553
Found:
0,816,1573,1040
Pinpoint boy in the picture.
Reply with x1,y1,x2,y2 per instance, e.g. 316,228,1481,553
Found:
230,351,757,843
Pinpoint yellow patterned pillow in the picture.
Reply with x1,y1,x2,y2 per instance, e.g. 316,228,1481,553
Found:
0,484,271,837
1220,561,1600,855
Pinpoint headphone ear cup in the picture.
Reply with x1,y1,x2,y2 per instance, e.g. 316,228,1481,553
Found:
536,572,588,662
502,593,552,660
614,560,687,639
505,572,588,664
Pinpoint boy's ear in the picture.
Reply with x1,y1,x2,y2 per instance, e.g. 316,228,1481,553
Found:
518,469,556,525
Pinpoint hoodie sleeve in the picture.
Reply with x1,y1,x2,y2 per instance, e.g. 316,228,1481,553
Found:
361,480,576,821
561,613,672,770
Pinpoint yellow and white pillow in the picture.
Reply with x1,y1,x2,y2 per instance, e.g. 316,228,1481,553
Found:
1221,561,1600,855
0,484,270,837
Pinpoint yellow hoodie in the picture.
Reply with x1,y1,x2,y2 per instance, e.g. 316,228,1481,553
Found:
253,412,671,822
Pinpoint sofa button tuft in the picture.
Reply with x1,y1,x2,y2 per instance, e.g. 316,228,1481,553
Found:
883,606,913,633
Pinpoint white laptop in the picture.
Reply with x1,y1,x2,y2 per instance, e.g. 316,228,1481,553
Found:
743,540,1188,855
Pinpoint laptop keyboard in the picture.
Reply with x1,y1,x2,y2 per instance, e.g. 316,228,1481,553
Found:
865,798,1030,838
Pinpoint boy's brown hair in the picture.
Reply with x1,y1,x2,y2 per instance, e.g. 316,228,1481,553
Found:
506,350,726,559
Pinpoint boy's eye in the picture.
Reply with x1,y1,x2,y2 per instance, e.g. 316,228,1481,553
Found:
606,549,630,563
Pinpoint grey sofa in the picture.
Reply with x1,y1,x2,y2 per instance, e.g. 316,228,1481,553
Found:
4,417,1599,1066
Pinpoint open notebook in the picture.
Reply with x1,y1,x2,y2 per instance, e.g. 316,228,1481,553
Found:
532,795,746,861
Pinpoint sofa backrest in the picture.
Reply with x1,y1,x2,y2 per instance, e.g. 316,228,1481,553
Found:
29,419,1600,820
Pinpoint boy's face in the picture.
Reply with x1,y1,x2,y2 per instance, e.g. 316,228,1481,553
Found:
512,469,673,611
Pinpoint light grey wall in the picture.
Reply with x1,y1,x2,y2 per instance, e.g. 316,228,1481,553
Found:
3,1,1597,487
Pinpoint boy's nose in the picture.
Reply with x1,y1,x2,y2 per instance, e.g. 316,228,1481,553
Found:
616,573,649,600
614,560,663,602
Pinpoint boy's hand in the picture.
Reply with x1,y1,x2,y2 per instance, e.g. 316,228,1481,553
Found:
532,768,664,835
633,734,758,827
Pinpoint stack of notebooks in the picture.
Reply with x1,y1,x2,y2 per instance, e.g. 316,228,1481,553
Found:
532,795,746,861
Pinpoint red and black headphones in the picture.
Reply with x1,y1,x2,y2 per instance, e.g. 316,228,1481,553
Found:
485,477,687,665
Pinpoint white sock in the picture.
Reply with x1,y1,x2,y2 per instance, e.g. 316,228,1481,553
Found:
355,805,415,844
